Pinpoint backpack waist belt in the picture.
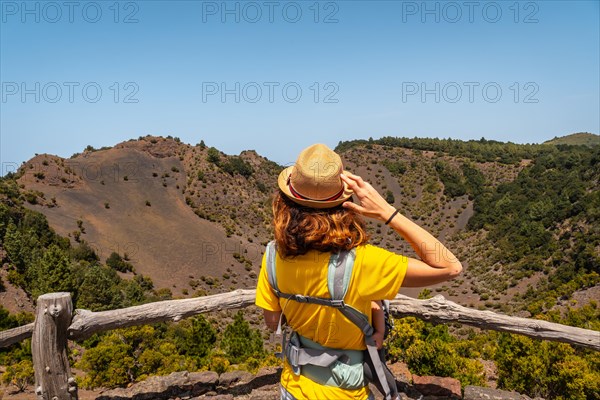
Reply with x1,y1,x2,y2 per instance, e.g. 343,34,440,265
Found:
285,331,366,389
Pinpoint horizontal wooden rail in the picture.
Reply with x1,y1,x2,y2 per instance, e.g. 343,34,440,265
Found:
1,290,598,351
0,322,35,348
389,294,600,351
68,289,256,340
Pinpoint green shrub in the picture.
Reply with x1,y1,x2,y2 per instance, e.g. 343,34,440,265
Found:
1,359,34,392
207,147,221,164
388,318,485,387
495,333,600,399
384,190,395,205
382,159,407,176
106,252,134,273
220,311,264,364
221,157,253,178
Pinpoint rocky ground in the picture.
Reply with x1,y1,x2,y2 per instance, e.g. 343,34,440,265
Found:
1,364,544,400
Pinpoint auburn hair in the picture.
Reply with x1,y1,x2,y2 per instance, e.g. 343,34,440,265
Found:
272,191,369,257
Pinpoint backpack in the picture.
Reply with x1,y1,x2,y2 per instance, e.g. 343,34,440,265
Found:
383,299,394,339
265,241,395,400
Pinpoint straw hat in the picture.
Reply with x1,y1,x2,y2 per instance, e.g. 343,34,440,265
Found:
277,144,353,209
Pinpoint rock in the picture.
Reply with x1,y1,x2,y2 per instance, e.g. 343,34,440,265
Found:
463,385,545,400
249,367,281,388
93,368,542,400
190,371,219,395
217,371,253,388
412,375,461,399
247,389,281,400
367,362,414,399
389,362,412,383
194,368,280,400
96,371,218,400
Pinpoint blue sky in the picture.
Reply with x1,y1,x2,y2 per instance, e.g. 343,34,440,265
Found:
1,0,598,171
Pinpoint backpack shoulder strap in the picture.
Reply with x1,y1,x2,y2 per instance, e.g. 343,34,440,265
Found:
327,248,355,300
265,240,279,292
326,249,374,336
327,249,393,400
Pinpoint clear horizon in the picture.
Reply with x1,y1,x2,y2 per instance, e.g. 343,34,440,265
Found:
1,0,599,173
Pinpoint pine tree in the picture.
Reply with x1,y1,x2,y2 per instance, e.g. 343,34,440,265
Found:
30,244,74,298
76,265,123,311
220,311,264,364
3,222,23,271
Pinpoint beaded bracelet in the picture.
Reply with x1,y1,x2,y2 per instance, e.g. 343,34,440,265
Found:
385,209,401,225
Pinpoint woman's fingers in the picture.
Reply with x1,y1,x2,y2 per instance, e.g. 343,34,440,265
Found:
342,172,393,221
341,172,364,190
340,173,356,189
341,171,359,180
342,200,365,214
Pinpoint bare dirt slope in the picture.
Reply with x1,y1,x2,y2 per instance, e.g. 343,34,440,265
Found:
0,269,33,314
17,140,265,296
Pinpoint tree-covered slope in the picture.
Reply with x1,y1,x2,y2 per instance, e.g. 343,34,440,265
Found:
544,132,600,147
337,137,599,314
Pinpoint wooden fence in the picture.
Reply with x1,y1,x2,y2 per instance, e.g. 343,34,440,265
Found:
0,290,598,400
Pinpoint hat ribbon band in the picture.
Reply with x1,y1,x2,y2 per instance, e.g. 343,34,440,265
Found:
288,178,345,202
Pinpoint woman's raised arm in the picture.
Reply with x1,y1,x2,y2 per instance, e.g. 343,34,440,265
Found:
341,172,463,287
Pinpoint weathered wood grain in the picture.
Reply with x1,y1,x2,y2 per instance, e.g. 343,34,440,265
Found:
68,289,257,340
0,322,34,348
389,294,600,351
31,292,78,400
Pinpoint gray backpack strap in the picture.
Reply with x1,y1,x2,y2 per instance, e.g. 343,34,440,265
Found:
265,241,279,292
326,249,393,400
365,336,393,400
327,249,374,336
277,294,346,308
336,305,392,399
327,248,355,300
286,332,350,368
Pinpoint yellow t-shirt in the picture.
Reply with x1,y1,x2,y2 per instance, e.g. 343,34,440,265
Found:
255,244,408,400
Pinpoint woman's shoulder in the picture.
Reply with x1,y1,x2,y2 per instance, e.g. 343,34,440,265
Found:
354,243,408,266
350,244,408,300
355,243,395,256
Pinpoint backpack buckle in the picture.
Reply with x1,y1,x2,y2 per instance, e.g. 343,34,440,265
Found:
286,342,301,375
294,295,309,303
288,345,300,366
330,299,345,308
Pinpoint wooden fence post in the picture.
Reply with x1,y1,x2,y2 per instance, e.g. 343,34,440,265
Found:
32,292,78,400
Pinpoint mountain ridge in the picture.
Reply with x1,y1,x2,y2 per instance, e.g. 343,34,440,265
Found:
4,133,599,316
9,135,520,307
543,132,599,147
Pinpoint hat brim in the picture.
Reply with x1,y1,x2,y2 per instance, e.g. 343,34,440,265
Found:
277,166,354,209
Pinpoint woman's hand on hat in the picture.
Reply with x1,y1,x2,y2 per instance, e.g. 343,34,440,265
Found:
341,172,396,221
